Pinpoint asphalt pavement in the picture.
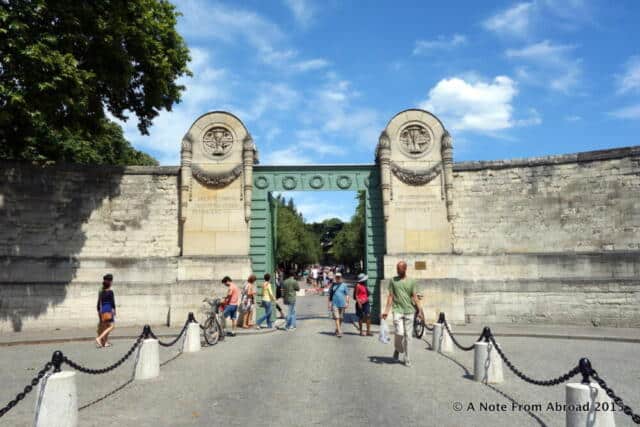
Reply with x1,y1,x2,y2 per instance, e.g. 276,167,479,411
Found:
1,291,639,426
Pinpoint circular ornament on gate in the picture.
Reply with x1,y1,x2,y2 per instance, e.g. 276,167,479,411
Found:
282,176,297,190
398,123,433,158
255,176,269,190
309,175,324,189
336,176,352,189
202,126,234,159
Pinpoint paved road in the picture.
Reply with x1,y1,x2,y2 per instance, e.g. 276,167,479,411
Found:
1,293,639,426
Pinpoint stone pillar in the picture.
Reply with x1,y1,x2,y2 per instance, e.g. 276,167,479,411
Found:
377,131,391,222
179,112,256,257
242,134,255,223
180,139,193,225
441,131,455,222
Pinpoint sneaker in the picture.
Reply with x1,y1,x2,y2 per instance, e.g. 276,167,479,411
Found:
404,358,412,367
393,350,400,361
290,327,297,331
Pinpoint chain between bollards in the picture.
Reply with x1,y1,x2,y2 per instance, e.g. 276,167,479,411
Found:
439,313,485,352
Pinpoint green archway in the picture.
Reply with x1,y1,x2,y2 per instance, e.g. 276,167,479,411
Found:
250,165,385,318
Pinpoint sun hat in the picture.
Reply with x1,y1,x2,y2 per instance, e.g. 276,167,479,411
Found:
356,273,368,283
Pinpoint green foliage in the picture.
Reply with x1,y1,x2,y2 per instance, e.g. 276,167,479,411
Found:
0,0,190,164
275,197,322,268
332,193,366,268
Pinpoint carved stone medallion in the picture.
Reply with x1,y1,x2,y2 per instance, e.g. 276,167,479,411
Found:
398,124,432,158
202,126,234,158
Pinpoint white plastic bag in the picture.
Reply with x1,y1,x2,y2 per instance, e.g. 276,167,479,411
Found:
378,319,391,344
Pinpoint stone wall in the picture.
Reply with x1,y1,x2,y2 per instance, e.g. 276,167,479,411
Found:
0,162,251,332
452,146,640,254
0,163,181,258
380,146,640,327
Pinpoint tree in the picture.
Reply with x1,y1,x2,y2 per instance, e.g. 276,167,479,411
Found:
0,0,190,164
274,197,321,269
332,192,366,270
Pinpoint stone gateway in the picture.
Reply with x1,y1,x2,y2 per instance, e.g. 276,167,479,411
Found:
1,109,639,332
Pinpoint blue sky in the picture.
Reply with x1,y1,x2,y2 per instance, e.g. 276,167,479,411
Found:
118,0,640,221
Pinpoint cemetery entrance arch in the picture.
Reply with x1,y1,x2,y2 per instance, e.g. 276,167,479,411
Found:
250,165,385,317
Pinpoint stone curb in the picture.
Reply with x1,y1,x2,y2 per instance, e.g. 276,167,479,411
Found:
349,322,640,344
0,327,277,347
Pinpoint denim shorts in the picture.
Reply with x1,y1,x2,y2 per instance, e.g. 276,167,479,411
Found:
223,304,238,320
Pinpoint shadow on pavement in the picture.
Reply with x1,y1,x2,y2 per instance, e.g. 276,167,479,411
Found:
368,356,400,365
433,350,548,427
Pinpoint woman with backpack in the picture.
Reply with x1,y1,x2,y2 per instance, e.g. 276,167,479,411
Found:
96,274,116,348
354,273,372,336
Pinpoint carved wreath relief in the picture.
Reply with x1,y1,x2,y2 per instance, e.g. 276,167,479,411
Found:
398,124,432,158
202,127,233,158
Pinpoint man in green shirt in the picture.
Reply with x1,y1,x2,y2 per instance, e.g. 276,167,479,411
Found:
382,261,418,367
282,271,300,330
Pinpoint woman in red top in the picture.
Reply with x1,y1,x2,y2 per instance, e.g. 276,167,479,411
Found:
354,273,372,336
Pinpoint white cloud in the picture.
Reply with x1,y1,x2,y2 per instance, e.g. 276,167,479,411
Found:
115,46,229,165
232,83,299,122
609,104,640,120
293,58,330,72
284,0,315,27
177,0,322,70
261,146,314,165
565,115,582,122
420,76,519,132
483,2,535,37
413,34,467,55
616,56,640,94
506,40,582,92
295,203,351,223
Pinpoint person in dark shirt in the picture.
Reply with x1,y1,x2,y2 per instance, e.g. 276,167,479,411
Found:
95,274,116,348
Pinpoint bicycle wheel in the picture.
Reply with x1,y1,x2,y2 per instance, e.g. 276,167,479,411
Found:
203,317,220,345
413,312,425,338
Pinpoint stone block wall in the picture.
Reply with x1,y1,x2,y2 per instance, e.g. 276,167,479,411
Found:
0,162,251,332
380,146,640,327
452,147,640,254
0,163,181,258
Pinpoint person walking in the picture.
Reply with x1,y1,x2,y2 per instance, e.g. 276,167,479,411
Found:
222,276,240,336
354,273,372,336
382,261,418,366
328,272,349,337
274,268,286,319
95,274,116,348
255,273,276,329
282,270,300,330
240,274,257,328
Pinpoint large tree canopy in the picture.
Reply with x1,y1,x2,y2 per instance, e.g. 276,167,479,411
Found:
0,0,190,164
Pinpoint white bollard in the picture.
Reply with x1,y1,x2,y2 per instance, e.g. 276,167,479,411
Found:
183,322,201,353
440,322,454,354
134,338,160,380
432,323,443,352
565,382,615,427
474,341,504,383
34,371,78,427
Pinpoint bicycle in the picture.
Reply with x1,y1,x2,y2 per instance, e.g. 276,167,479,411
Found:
201,297,225,345
413,308,425,338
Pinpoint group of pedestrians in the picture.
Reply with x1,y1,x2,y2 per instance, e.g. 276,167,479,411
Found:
221,270,300,335
94,261,419,368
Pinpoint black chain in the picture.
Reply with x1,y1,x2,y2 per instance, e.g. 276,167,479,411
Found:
148,319,189,347
63,332,145,374
0,361,53,418
443,321,484,351
486,331,580,386
590,369,640,424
